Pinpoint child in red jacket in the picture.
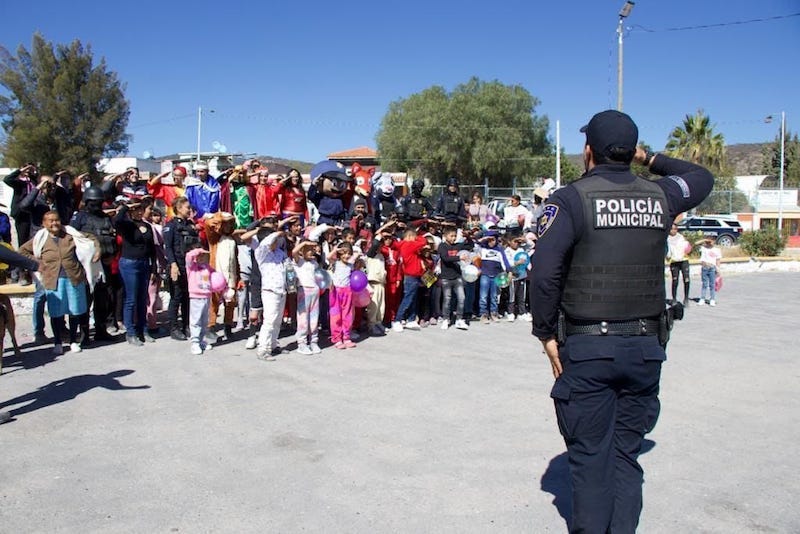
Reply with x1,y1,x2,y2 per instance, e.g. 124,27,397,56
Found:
391,228,429,332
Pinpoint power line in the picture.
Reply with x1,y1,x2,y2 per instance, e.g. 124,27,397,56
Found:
128,113,195,130
629,12,800,34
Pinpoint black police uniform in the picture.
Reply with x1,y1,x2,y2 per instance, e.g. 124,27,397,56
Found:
71,209,118,339
532,154,713,533
402,194,433,221
435,190,467,223
163,216,200,336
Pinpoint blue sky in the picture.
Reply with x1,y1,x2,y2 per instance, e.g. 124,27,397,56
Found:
2,0,798,165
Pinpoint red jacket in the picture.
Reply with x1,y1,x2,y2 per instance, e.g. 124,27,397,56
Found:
395,236,428,278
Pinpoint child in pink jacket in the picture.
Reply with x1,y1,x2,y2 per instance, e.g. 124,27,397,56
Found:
186,247,214,355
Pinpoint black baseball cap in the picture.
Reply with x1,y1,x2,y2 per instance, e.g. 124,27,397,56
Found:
580,110,638,157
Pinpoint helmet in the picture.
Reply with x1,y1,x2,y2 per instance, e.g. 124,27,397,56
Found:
83,186,104,202
411,179,425,195
446,177,459,188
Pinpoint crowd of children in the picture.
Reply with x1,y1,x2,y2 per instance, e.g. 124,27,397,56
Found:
220,213,536,360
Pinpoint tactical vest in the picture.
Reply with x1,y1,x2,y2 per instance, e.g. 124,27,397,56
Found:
177,222,200,256
407,197,426,219
561,174,669,321
443,194,460,215
82,211,117,257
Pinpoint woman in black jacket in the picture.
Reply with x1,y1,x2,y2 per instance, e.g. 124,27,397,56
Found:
114,198,157,346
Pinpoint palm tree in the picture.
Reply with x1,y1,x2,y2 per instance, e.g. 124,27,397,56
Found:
665,110,726,173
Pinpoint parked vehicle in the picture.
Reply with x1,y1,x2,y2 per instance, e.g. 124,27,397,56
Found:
676,215,743,246
486,197,533,220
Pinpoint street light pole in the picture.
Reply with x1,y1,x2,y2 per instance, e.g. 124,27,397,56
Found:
617,1,635,111
555,119,561,189
779,110,785,232
196,105,202,163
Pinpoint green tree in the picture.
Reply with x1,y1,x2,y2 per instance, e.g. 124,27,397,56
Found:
695,174,751,214
376,77,550,186
665,110,726,174
761,128,800,188
530,148,582,185
0,33,130,174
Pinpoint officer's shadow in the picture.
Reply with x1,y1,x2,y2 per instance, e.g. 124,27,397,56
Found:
0,369,150,421
541,439,656,526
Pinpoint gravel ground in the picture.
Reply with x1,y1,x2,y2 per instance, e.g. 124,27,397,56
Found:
0,271,798,533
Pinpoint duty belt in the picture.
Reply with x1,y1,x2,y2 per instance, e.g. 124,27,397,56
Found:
565,318,659,337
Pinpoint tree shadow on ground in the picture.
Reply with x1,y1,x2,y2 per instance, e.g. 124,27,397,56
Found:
0,369,149,421
541,439,657,528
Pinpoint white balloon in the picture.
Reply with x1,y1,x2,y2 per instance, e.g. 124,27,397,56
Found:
462,264,480,283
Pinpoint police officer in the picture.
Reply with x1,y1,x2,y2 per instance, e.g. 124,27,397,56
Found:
163,196,200,340
531,110,714,533
70,186,118,341
434,177,467,224
401,179,433,222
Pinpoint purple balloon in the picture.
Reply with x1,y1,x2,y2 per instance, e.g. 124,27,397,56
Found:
350,270,368,292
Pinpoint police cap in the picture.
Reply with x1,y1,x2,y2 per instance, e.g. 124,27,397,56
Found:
580,110,638,160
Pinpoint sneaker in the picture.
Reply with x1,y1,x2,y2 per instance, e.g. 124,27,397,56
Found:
245,335,258,350
419,320,429,328
190,343,203,355
202,343,213,352
257,349,276,361
343,339,357,348
371,324,386,336
683,298,690,307
127,335,144,347
709,300,716,307
271,346,283,356
697,299,705,306
142,332,156,343
334,341,346,350
350,331,361,341
53,343,63,355
93,329,113,341
491,313,500,321
34,333,49,345
522,313,532,322
481,315,490,324
455,319,469,330
170,329,188,341
440,320,450,330
297,345,313,355
310,343,322,354
430,317,438,326
507,314,516,322
405,320,421,330
69,342,82,353
205,331,219,344
0,411,11,425
224,325,233,339
391,321,404,333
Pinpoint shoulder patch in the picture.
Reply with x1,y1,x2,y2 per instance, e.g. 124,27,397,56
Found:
537,204,559,237
668,175,691,198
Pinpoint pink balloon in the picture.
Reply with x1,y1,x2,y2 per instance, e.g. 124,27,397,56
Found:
350,270,368,292
210,271,228,293
353,288,371,308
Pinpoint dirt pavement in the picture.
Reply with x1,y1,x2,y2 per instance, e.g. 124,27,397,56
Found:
0,271,798,533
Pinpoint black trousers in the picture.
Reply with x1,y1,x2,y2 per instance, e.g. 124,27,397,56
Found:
669,261,690,300
167,271,189,332
550,335,663,534
87,264,113,334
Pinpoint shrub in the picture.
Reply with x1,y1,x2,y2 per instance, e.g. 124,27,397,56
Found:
738,229,787,257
